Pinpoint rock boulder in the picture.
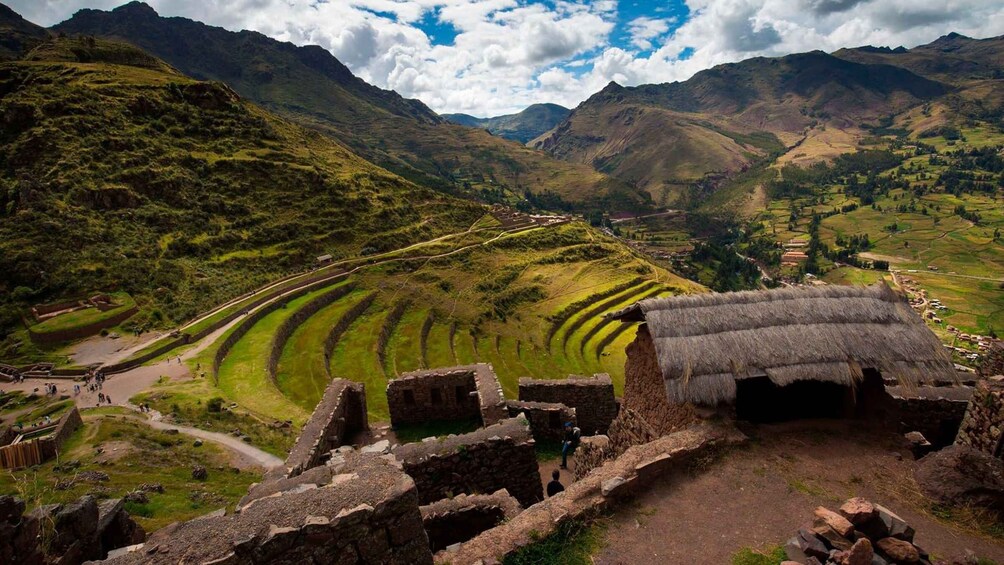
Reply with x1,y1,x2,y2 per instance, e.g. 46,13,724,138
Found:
916,445,1004,513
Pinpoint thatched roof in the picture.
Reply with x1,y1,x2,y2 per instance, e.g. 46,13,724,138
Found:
608,283,957,406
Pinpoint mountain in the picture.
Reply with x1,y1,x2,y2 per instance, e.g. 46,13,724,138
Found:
53,2,642,209
0,34,480,338
532,49,953,207
0,3,47,60
833,33,1004,84
444,103,571,143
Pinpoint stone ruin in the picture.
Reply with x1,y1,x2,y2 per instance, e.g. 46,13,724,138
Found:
261,378,368,485
106,452,429,565
392,417,542,508
505,399,576,442
517,374,618,435
386,364,507,428
955,375,1004,457
419,490,521,553
1,494,145,564
101,365,550,563
783,497,971,565
1,406,83,470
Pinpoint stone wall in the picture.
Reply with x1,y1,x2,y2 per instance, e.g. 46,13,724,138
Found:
0,494,144,564
473,364,508,425
393,417,542,508
387,364,508,428
518,374,618,435
387,367,480,427
323,293,376,377
28,304,138,345
886,385,972,448
420,490,522,553
105,453,432,565
266,284,356,381
572,406,662,480
980,341,1004,377
277,379,368,481
955,377,1004,457
211,276,350,381
505,400,575,442
437,422,746,564
622,324,697,436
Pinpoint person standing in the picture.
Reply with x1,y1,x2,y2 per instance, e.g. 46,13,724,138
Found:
546,469,565,497
560,422,581,469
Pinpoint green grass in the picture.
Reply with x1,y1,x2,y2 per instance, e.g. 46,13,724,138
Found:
131,377,296,457
392,417,482,444
215,287,337,425
424,322,457,368
386,307,429,376
0,413,259,532
502,519,607,565
275,288,370,411
29,292,136,335
731,545,787,565
329,306,391,421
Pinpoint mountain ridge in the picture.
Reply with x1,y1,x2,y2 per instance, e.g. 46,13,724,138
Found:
52,2,642,209
531,42,998,207
443,103,570,143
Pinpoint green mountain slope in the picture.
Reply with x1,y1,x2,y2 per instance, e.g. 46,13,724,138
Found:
0,35,481,343
444,103,571,143
533,50,950,206
52,2,642,209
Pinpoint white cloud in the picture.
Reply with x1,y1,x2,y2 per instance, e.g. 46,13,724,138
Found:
9,0,1004,117
627,16,673,50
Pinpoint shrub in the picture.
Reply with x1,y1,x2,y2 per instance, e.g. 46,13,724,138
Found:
206,397,224,413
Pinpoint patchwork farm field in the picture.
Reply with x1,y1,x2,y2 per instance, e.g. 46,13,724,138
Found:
758,124,1004,338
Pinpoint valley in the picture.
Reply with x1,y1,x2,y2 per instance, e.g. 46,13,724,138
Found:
0,2,1002,563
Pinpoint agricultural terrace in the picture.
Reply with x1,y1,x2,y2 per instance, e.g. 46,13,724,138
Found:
28,292,136,336
167,221,698,424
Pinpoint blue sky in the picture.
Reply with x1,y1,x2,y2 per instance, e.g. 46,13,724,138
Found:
11,0,1004,116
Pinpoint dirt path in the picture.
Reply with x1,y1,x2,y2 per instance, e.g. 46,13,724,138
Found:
136,408,283,470
595,420,1004,564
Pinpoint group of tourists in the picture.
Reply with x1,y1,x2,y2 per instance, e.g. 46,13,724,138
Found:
96,392,113,406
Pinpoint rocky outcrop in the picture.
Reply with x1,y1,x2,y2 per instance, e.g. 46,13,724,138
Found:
0,494,143,565
916,444,1004,513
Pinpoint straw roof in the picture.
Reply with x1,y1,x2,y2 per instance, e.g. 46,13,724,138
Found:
608,283,957,406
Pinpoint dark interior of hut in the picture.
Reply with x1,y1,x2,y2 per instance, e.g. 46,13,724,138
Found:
734,377,855,422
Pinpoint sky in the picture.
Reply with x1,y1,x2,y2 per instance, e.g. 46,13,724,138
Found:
10,0,1004,117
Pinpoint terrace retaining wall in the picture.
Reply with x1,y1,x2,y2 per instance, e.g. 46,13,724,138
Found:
955,377,1004,457
392,417,542,508
28,305,138,346
518,374,618,435
265,283,356,381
